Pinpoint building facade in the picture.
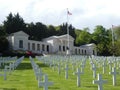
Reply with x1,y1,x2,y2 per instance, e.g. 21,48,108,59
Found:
7,31,97,55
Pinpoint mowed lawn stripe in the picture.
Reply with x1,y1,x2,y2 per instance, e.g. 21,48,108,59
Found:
36,59,97,90
0,58,40,90
1,58,120,90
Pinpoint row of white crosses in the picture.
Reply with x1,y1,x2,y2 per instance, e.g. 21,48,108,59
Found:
36,55,86,87
0,56,24,80
90,56,120,90
36,55,120,90
30,56,53,90
0,56,17,67
30,56,43,80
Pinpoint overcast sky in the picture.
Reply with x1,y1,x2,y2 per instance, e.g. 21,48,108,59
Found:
0,0,120,32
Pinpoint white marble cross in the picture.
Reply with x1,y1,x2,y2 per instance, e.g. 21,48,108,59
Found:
80,63,85,73
65,64,69,79
38,75,53,90
0,67,7,80
4,68,7,80
34,65,39,80
92,64,97,78
108,60,112,72
58,63,61,75
72,62,76,71
109,67,118,86
75,68,83,87
5,63,12,74
39,68,44,81
10,63,14,71
53,61,56,71
102,62,106,74
93,74,107,90
36,68,44,81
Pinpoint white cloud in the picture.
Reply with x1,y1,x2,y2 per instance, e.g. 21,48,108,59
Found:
0,0,120,32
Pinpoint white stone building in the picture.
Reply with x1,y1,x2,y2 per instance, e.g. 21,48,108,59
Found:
7,31,97,55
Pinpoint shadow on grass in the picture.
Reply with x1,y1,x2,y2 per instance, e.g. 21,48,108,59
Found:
15,62,32,70
0,63,10,69
37,63,49,68
49,87,60,89
0,88,16,90
15,62,49,70
85,85,97,88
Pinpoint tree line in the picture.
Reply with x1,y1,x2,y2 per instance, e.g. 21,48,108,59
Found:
0,13,120,56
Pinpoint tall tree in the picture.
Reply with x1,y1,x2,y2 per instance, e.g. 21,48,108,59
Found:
75,28,91,46
3,13,26,34
0,36,9,52
0,24,6,36
26,22,48,41
92,25,111,55
47,25,57,36
58,23,76,38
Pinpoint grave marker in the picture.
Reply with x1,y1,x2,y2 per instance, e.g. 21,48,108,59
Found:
0,67,7,80
92,64,97,78
109,67,117,86
108,60,112,72
102,61,106,74
58,63,61,75
93,74,107,90
65,64,69,79
75,68,83,87
38,75,53,90
38,68,44,81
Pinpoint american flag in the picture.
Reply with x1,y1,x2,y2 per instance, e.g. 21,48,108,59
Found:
67,11,72,15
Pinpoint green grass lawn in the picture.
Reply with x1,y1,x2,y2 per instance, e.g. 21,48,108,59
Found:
0,57,120,90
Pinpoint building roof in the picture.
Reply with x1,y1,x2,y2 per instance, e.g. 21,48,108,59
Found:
80,43,96,48
43,34,74,41
8,31,29,37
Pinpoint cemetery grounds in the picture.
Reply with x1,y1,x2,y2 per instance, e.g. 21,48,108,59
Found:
0,55,120,90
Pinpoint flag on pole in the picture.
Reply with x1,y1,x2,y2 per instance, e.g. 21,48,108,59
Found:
67,10,72,15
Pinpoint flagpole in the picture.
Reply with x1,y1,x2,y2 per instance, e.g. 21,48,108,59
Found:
66,8,70,55
112,25,114,56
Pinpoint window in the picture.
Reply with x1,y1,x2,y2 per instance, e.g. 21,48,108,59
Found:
59,45,61,51
79,49,80,54
28,43,30,50
37,44,40,51
85,50,86,55
82,49,83,54
32,43,35,51
47,45,49,52
63,46,65,51
19,40,23,48
75,48,77,54
42,44,45,51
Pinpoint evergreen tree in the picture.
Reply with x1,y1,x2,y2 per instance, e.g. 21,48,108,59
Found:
3,13,26,34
